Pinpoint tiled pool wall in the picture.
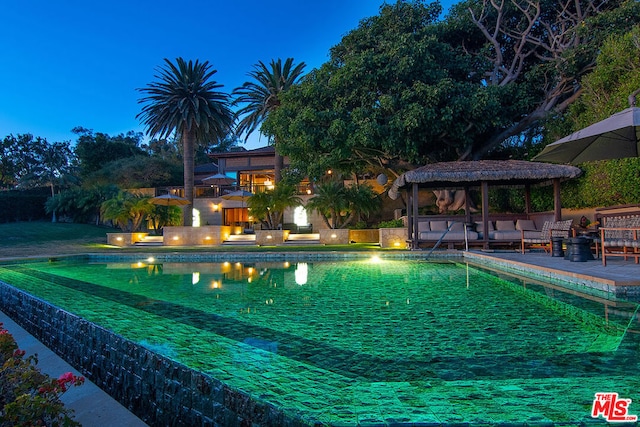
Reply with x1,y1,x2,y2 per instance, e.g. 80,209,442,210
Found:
0,283,305,427
464,252,640,300
84,250,462,263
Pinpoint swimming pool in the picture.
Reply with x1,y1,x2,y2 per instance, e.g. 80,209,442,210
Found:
1,255,638,425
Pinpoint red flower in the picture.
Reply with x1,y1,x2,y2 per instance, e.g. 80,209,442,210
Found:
58,372,75,383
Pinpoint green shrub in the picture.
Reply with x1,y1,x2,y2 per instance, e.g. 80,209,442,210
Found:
562,158,640,208
0,323,84,426
376,219,404,228
485,158,640,213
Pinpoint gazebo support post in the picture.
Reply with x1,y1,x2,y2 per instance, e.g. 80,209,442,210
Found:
524,184,532,215
553,178,562,221
411,183,419,249
481,181,490,249
464,186,471,224
406,188,413,248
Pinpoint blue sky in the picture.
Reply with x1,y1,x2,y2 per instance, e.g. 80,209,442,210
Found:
1,0,455,150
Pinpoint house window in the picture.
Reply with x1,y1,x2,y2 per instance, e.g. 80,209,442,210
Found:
193,208,201,227
293,206,308,227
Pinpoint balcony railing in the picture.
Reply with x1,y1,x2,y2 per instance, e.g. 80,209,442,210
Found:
194,184,311,198
156,184,313,199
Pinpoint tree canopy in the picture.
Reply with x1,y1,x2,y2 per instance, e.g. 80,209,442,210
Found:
1,134,74,193
73,127,146,178
545,24,640,142
265,0,640,179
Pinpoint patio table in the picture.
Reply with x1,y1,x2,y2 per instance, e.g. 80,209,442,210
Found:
564,237,595,262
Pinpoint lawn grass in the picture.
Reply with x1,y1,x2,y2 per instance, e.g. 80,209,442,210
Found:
3,222,109,243
0,222,385,259
0,222,114,258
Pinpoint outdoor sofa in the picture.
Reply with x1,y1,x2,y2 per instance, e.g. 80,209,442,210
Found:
415,217,553,248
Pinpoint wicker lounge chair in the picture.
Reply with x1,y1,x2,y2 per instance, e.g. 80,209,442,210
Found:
521,219,573,254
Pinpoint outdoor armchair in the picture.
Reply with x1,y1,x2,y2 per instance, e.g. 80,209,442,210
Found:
521,220,573,254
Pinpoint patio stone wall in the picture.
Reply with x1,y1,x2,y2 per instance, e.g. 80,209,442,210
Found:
106,232,148,247
318,228,349,244
0,283,303,427
255,229,288,245
379,227,408,248
163,226,231,246
348,229,378,243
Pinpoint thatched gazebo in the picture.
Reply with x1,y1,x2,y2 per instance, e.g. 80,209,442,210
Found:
388,160,582,248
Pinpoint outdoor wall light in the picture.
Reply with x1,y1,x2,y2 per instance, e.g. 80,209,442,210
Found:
172,236,180,241
266,234,273,239
212,203,219,211
116,237,123,241
205,236,211,240
331,233,337,239
393,241,401,247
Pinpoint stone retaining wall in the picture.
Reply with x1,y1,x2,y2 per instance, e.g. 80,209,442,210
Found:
0,283,302,427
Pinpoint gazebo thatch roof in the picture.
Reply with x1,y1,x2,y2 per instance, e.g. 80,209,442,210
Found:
388,160,581,200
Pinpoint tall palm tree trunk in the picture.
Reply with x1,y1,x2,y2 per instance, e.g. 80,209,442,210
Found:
183,129,195,226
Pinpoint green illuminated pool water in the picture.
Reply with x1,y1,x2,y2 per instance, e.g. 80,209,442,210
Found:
1,257,639,424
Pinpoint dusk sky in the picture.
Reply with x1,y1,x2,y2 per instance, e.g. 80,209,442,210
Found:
1,0,456,150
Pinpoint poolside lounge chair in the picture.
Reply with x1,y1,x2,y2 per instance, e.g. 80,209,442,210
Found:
521,220,573,254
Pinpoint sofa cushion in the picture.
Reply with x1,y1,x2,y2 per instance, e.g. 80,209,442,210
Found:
492,230,522,240
448,221,464,232
474,221,494,239
417,221,430,232
495,220,516,231
429,220,448,231
516,219,537,231
419,231,478,241
522,230,541,239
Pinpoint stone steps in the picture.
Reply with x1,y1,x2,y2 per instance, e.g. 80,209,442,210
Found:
134,236,164,246
283,233,321,245
222,234,256,245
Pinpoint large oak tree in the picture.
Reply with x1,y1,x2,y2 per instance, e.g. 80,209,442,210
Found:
265,0,640,179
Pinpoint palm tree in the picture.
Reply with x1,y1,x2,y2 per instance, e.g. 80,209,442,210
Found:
247,183,302,230
306,181,380,229
233,58,306,182
137,58,234,226
100,191,152,232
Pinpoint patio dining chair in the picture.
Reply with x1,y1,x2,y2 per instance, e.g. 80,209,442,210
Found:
521,219,573,254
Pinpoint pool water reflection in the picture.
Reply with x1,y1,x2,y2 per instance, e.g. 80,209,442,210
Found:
0,257,638,424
